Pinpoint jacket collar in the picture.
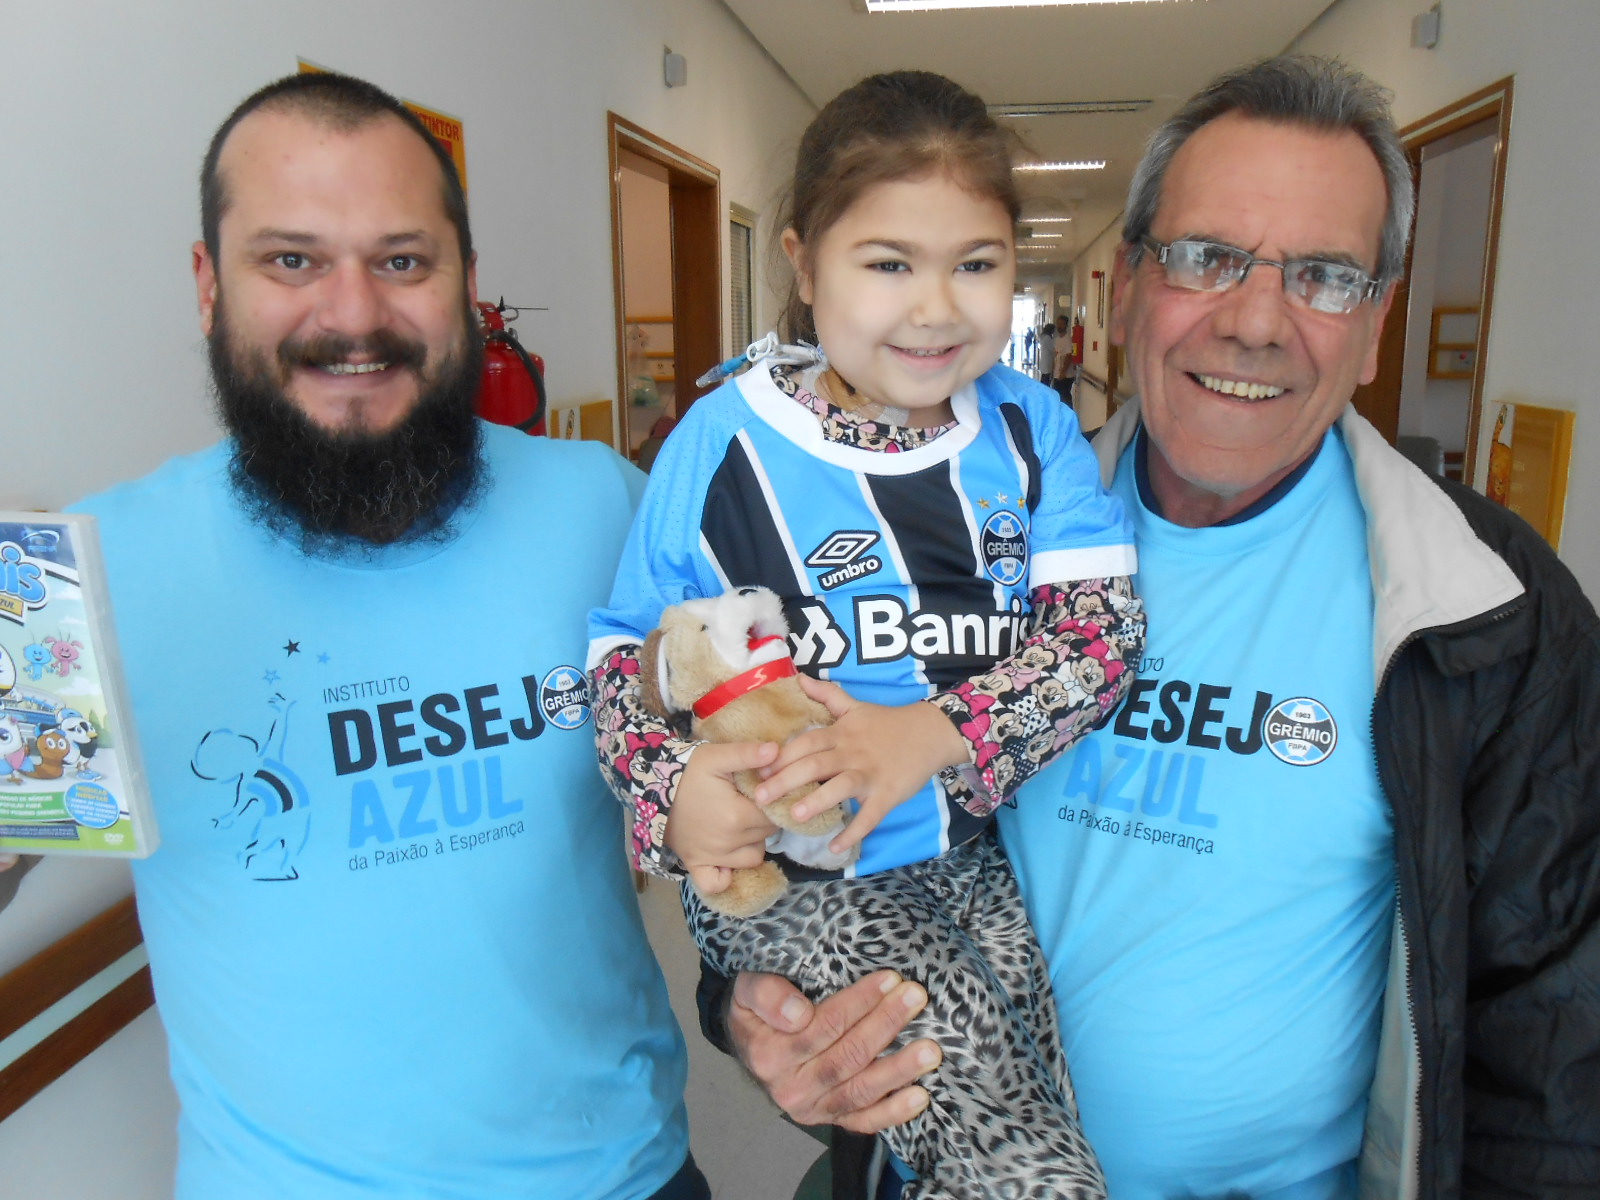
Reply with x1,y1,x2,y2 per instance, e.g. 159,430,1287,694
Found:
1095,398,1526,680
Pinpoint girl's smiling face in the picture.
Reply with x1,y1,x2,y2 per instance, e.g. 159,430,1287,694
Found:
784,171,1015,425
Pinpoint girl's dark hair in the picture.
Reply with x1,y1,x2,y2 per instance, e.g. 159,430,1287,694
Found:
781,71,1019,344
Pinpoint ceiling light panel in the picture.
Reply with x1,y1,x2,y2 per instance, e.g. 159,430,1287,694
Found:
1014,160,1107,171
858,0,1176,10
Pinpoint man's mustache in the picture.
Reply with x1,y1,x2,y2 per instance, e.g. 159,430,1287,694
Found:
277,329,428,374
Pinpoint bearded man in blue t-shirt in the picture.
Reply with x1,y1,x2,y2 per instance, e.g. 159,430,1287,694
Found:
43,70,704,1200
706,57,1600,1199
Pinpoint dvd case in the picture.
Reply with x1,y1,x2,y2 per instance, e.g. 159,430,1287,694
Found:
0,512,157,857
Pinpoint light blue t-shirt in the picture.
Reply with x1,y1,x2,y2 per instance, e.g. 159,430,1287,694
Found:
1001,428,1394,1200
75,423,690,1200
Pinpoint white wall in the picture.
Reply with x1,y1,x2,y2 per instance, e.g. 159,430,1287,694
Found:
0,0,812,512
1293,0,1600,595
0,2,812,1195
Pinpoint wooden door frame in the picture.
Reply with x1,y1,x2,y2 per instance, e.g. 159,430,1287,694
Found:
1354,78,1512,488
607,114,722,458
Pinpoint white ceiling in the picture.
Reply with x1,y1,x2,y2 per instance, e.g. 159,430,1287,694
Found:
720,0,1339,279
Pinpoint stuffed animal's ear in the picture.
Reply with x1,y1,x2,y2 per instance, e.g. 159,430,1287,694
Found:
638,629,672,718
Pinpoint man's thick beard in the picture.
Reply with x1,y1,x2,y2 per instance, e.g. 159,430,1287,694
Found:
210,302,486,554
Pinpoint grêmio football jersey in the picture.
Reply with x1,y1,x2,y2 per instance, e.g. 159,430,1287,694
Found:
591,360,1134,876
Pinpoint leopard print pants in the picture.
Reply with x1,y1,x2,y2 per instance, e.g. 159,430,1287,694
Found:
685,832,1107,1200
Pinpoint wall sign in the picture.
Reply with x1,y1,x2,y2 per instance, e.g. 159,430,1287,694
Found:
297,59,468,193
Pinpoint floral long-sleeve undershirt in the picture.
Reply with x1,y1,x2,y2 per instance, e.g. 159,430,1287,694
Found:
591,367,1146,877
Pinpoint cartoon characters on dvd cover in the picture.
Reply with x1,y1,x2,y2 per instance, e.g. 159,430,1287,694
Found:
0,514,156,856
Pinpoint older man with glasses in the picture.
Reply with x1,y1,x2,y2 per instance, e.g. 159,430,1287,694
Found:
706,56,1600,1200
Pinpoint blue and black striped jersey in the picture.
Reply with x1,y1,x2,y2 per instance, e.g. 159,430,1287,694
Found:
591,361,1135,875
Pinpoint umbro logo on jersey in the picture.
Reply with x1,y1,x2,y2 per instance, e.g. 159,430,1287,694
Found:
806,532,879,567
980,511,1028,586
806,531,884,591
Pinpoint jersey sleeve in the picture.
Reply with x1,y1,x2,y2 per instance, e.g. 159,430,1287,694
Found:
1013,377,1138,585
586,396,740,668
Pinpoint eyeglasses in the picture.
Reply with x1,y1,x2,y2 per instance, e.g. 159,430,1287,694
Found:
1139,236,1384,316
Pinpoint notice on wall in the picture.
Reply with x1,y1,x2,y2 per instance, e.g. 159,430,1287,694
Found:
1484,400,1575,550
297,59,468,193
401,101,468,194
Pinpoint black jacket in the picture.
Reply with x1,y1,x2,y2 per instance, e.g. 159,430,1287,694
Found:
1100,404,1600,1199
1369,465,1600,1197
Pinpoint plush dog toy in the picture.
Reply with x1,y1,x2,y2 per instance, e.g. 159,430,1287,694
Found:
640,586,856,917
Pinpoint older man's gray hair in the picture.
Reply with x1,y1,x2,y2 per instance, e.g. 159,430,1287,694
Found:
1122,55,1415,285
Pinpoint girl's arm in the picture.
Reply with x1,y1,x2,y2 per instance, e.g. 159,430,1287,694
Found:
929,574,1142,813
590,644,779,888
761,575,1144,851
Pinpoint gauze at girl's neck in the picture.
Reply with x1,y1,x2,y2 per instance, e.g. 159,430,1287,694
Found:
747,335,943,431
817,367,913,427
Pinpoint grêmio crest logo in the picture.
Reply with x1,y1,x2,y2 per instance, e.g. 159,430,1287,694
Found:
806,531,882,591
980,511,1028,586
1262,697,1338,766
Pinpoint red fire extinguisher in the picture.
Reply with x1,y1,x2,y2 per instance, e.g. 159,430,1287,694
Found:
475,300,547,435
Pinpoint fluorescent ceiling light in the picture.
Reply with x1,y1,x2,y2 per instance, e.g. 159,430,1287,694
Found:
1014,160,1106,171
1027,216,1073,223
861,0,1177,10
990,100,1152,117
1028,232,1064,238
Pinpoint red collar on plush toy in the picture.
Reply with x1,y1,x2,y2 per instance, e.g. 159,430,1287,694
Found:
692,633,797,720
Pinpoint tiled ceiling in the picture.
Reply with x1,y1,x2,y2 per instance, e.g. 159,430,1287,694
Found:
721,0,1339,279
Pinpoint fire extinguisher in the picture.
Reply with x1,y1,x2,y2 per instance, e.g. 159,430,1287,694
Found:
475,300,547,435
1069,321,1085,366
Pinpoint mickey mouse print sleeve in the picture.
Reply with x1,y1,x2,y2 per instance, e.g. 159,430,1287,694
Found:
588,644,695,878
929,575,1144,816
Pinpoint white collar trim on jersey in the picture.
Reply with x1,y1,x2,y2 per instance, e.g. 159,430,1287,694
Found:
734,363,981,476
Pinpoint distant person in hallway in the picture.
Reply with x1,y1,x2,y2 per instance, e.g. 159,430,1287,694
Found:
709,55,1600,1199
1036,313,1057,387
1051,313,1074,402
589,70,1144,1199
61,71,706,1200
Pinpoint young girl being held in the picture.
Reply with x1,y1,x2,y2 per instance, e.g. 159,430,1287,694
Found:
589,71,1143,1200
